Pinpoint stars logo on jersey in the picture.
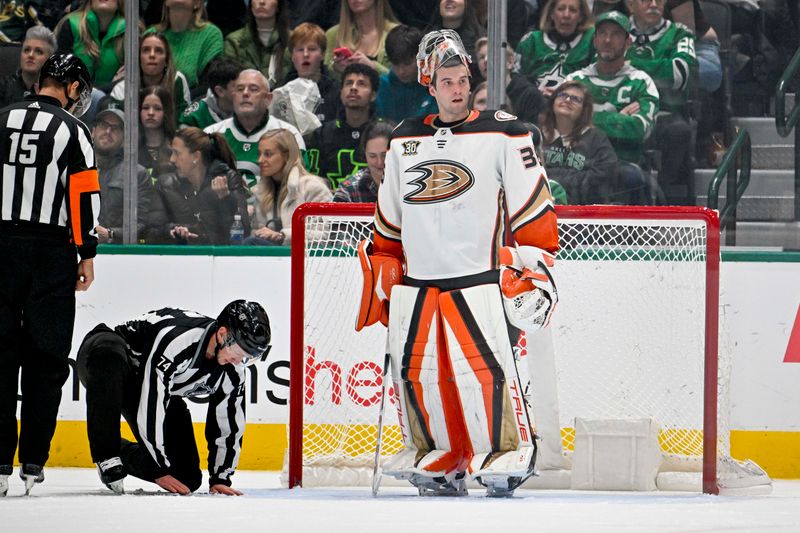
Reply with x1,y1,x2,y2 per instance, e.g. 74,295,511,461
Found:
401,140,421,156
403,159,475,204
183,101,200,116
537,63,566,92
243,143,251,152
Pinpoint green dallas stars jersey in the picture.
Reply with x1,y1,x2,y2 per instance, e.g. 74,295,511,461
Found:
516,29,595,93
204,115,306,188
180,92,228,130
627,20,695,113
566,63,659,164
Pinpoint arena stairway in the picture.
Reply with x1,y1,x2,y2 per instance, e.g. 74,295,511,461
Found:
694,93,800,249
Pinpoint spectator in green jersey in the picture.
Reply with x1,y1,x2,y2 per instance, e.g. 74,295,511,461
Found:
566,11,659,204
516,0,595,98
627,0,695,204
179,57,243,129
55,0,125,87
204,69,305,189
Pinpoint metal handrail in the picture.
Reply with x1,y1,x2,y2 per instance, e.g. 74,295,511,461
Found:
707,128,752,245
775,46,800,137
775,45,800,220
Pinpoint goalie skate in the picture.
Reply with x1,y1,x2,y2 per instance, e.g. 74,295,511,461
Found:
469,446,537,497
411,471,468,497
383,449,469,496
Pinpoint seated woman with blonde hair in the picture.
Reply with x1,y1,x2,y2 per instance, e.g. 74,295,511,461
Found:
248,128,332,246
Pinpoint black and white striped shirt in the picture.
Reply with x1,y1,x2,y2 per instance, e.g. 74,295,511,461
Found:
114,308,246,486
0,94,100,258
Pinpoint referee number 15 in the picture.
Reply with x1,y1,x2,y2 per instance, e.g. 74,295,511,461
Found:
9,132,40,165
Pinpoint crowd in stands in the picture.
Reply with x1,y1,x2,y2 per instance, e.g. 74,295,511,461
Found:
0,0,796,244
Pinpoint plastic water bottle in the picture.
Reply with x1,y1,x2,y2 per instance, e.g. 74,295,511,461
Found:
230,214,244,245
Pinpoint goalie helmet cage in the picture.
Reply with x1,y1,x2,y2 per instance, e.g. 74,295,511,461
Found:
287,203,764,494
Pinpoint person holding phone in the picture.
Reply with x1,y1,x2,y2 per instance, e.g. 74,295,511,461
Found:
324,0,399,77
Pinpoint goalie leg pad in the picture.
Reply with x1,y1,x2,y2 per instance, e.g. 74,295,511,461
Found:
386,285,471,480
437,284,538,493
438,284,536,454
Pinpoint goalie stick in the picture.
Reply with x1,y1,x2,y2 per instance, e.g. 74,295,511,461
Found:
371,351,391,497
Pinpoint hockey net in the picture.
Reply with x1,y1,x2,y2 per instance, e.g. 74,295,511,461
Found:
285,203,770,493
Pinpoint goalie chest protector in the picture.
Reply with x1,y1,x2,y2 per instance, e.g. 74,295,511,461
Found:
375,110,555,281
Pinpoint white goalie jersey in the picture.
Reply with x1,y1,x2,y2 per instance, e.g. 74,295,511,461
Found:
373,110,559,278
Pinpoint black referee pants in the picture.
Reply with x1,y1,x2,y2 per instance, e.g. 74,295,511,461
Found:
76,329,202,492
0,231,76,468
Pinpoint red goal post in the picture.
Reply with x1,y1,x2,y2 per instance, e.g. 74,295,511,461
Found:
287,203,765,494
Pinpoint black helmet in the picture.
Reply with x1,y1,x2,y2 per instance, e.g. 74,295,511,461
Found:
39,53,93,117
217,300,271,366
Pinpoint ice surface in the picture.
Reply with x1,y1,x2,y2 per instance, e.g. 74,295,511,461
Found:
2,468,799,533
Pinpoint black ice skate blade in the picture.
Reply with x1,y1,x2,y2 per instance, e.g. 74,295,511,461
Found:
411,474,468,497
484,487,517,498
129,488,208,496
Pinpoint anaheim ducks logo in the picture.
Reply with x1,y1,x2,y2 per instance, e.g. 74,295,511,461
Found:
403,159,475,204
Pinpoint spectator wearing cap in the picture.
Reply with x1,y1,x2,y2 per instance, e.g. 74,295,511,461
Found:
307,63,380,191
375,24,437,123
0,26,57,109
566,11,658,204
92,97,163,243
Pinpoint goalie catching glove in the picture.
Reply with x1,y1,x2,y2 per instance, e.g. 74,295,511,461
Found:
355,240,403,331
499,246,558,332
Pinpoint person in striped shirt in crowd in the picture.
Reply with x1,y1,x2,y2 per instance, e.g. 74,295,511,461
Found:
75,302,271,495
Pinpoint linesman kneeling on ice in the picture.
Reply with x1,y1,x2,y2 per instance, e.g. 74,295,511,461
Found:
76,301,271,495
356,30,559,497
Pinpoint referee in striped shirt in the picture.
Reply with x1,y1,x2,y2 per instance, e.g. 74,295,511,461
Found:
0,53,100,497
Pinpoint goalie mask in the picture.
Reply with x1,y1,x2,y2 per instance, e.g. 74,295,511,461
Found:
417,29,472,86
